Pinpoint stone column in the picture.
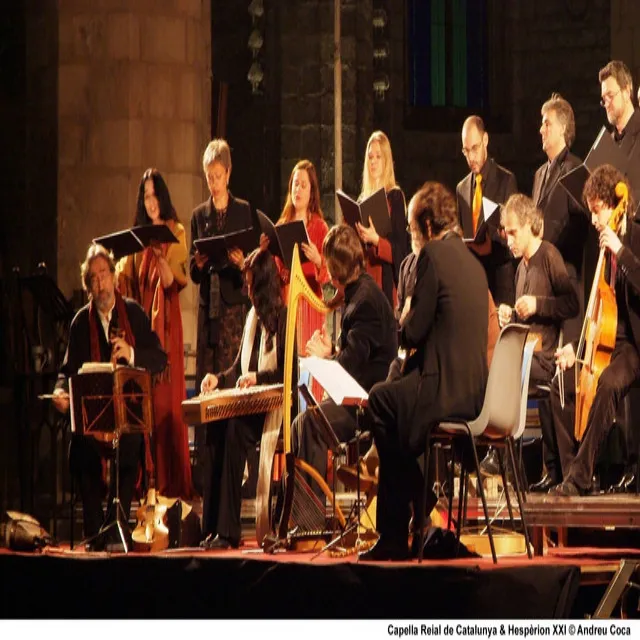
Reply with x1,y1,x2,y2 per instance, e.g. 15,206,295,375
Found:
57,0,211,361
279,0,373,222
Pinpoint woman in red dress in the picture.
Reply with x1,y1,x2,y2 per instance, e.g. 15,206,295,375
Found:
275,159,330,402
116,168,193,500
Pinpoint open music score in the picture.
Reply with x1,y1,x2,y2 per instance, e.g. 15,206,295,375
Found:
299,356,368,407
181,383,283,425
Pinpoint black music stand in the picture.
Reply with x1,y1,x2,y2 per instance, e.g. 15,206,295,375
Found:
298,383,343,534
81,426,131,552
72,368,153,553
306,393,376,560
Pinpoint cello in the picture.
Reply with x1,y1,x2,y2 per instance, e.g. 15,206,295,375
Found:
574,181,629,440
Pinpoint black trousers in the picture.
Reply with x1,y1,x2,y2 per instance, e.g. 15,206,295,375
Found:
551,339,640,490
215,413,264,543
530,355,559,482
69,433,143,539
291,398,358,499
201,423,226,537
366,379,428,546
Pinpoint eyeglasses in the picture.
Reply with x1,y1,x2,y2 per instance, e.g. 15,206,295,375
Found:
462,143,482,157
600,90,621,107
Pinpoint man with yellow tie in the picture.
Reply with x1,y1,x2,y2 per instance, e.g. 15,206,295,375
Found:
456,115,518,307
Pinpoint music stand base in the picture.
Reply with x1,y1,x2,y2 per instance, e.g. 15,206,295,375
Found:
79,498,131,553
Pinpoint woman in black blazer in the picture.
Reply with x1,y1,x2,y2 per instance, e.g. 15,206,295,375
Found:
189,138,252,537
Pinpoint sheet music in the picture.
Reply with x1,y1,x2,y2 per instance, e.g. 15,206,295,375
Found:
78,362,114,374
482,197,500,223
299,356,368,406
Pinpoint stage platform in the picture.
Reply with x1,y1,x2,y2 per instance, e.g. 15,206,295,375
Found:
521,493,640,556
2,539,640,620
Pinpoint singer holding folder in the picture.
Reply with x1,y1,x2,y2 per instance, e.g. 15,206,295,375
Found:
355,131,410,309
275,160,329,295
274,160,329,402
189,139,252,538
115,168,193,500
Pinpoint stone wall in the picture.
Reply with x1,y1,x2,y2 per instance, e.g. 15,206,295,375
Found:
611,0,640,88
377,0,611,202
278,0,373,222
57,0,211,360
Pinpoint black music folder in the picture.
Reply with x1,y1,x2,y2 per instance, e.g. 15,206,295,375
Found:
559,126,635,213
336,187,392,237
94,225,178,260
194,227,259,264
257,212,311,268
256,210,280,257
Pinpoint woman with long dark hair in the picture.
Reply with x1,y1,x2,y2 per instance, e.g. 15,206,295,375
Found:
199,248,289,549
116,167,193,500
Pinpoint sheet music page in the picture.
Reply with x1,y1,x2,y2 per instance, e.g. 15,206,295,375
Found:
78,362,114,374
299,356,368,406
481,197,500,223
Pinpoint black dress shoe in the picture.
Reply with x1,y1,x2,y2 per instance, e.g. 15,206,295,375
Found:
201,534,239,550
529,474,559,493
358,538,410,562
609,470,637,494
549,480,583,497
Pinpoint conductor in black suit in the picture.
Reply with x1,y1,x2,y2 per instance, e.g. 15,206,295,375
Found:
533,93,588,347
52,244,167,549
363,182,489,561
456,115,518,306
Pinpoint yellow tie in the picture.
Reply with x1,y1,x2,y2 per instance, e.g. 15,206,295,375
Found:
472,174,482,234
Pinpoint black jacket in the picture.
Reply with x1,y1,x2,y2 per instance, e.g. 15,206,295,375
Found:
456,157,518,266
336,272,398,393
533,147,588,275
189,194,253,308
399,232,489,451
55,298,167,392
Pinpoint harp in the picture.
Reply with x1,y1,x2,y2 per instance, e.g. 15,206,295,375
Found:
258,244,346,552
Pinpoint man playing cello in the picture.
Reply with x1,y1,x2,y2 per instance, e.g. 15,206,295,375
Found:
551,164,640,496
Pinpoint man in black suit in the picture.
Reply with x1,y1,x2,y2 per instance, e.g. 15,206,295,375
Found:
529,94,588,492
599,61,640,492
534,94,588,341
291,225,397,505
362,182,489,561
601,61,640,181
456,115,518,306
52,244,167,549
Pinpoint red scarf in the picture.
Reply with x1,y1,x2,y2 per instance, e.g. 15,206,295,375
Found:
88,289,135,361
138,238,172,384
